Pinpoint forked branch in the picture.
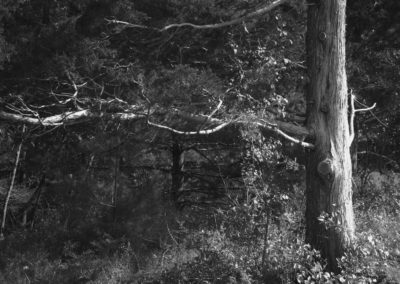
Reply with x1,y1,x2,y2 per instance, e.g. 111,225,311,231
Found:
349,92,376,144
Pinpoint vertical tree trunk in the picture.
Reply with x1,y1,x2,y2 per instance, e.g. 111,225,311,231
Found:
305,0,355,271
171,134,184,206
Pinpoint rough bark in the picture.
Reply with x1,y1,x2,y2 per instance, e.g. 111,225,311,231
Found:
305,0,355,271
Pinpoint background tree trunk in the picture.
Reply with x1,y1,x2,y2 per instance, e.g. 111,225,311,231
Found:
305,0,355,271
171,134,184,206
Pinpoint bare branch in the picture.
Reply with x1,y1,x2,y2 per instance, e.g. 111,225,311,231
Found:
1,105,314,148
105,19,158,30
349,92,377,144
161,0,289,31
0,110,146,126
354,102,376,113
255,122,314,149
349,93,355,144
147,120,231,135
109,0,289,32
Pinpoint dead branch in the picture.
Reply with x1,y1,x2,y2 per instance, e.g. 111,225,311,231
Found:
1,125,26,241
0,110,146,126
354,103,376,113
349,92,356,144
148,120,231,135
108,0,289,31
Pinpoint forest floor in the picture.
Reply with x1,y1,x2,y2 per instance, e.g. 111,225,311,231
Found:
0,171,399,283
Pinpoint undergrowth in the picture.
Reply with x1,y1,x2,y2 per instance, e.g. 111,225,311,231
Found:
0,172,399,283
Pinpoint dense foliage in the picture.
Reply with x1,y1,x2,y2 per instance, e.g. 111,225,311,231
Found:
0,0,399,283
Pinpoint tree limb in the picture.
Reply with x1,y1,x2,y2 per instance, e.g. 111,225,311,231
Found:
1,107,313,148
354,103,376,113
349,93,355,144
148,120,231,135
255,122,314,149
0,110,146,126
162,0,288,30
109,0,289,31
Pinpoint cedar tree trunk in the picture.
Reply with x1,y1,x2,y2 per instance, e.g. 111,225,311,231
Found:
305,0,355,271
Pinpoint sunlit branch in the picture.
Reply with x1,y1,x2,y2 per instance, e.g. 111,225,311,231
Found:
108,0,289,31
105,19,158,30
0,110,146,126
354,103,376,113
349,93,356,144
349,92,376,144
1,105,314,148
161,0,289,30
147,120,231,135
255,122,314,149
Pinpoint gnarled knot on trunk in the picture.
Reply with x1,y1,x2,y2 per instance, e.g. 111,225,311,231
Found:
318,32,327,42
317,158,334,181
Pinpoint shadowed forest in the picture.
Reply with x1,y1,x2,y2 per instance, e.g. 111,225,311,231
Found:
0,0,399,283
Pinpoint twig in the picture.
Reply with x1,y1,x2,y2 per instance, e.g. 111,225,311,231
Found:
112,149,119,222
261,210,270,267
354,103,376,113
1,124,26,241
166,222,179,246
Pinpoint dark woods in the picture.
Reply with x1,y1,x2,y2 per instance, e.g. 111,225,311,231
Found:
0,0,399,283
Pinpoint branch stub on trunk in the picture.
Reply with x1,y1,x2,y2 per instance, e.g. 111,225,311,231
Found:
317,158,334,181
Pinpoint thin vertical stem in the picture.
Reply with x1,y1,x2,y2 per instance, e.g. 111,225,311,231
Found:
1,124,26,240
112,149,119,222
261,209,270,267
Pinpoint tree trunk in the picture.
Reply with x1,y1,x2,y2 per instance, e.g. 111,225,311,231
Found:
171,134,184,206
305,0,355,271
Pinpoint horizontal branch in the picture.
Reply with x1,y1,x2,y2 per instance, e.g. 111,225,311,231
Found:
148,120,231,135
108,0,289,32
162,0,288,30
0,110,145,126
255,122,314,149
1,107,313,148
354,103,376,113
172,109,311,139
